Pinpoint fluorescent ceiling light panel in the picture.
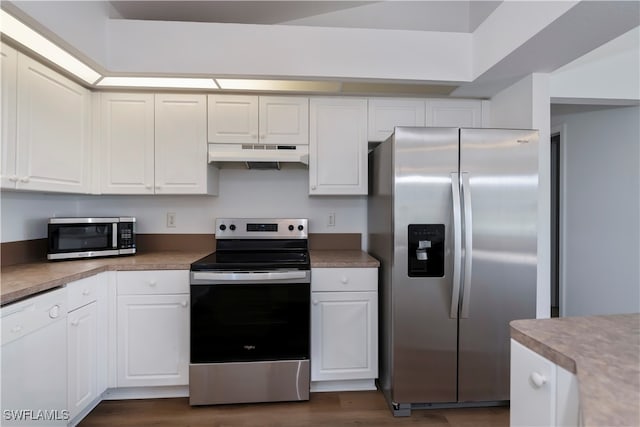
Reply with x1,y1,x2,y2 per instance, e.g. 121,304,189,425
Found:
216,79,341,92
97,76,219,89
0,10,102,85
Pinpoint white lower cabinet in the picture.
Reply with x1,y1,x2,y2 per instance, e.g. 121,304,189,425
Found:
510,339,580,427
68,301,99,419
1,288,68,426
311,268,378,391
116,271,189,387
66,273,107,426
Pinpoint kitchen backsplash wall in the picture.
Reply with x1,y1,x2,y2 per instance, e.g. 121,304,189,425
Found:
1,168,367,246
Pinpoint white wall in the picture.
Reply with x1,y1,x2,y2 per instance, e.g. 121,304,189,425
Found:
550,27,640,103
490,73,551,319
1,167,367,245
106,19,471,82
552,105,640,316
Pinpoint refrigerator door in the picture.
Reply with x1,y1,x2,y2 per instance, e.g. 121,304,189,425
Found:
391,127,459,404
457,128,538,402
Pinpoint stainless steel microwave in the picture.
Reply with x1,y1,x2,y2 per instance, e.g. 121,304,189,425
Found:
47,217,136,261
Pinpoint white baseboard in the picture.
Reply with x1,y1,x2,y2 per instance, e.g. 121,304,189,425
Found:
311,379,377,392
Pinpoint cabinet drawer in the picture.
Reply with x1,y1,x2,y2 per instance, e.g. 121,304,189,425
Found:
67,275,99,311
117,270,189,295
312,268,377,292
1,287,67,345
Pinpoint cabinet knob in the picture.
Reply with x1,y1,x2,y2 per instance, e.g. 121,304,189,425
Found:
11,325,23,333
148,280,157,287
529,371,547,388
311,185,317,190
181,301,188,308
340,277,349,285
49,305,60,319
71,319,80,327
312,299,319,305
145,185,152,190
9,175,18,182
19,176,30,183
82,289,91,296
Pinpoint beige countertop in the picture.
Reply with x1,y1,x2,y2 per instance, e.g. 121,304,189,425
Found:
1,250,379,305
309,250,380,268
511,314,640,427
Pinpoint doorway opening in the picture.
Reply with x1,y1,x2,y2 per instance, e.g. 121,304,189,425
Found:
550,132,561,318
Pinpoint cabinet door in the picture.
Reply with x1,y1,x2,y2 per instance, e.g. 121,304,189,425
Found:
426,99,482,127
309,98,367,195
367,98,425,142
16,54,91,193
68,301,98,421
259,96,309,145
207,95,258,144
1,289,68,426
101,93,154,194
155,94,215,194
117,294,189,387
1,43,18,189
311,291,378,381
510,339,557,427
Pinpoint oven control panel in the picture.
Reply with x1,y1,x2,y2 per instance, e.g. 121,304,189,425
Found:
215,218,308,239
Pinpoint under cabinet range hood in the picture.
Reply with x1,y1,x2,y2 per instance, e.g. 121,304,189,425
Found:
208,143,309,169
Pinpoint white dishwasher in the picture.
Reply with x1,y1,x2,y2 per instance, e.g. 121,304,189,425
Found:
1,287,68,426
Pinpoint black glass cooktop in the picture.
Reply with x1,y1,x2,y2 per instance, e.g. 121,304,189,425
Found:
191,250,310,271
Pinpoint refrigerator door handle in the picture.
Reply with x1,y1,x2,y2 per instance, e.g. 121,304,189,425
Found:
450,172,463,319
461,172,473,318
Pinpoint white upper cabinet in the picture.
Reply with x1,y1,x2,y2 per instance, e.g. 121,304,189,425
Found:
367,98,426,142
258,96,309,145
101,93,155,194
9,52,91,193
208,95,258,144
155,94,216,195
425,99,483,127
101,93,217,195
309,97,368,195
1,43,18,189
208,95,309,145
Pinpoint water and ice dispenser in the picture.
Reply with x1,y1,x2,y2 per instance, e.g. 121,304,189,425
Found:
408,224,445,277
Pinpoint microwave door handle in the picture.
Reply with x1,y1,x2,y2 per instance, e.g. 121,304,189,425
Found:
112,223,118,248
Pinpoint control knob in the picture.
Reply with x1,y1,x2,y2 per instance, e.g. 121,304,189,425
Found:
298,225,304,231
288,225,294,231
230,224,236,231
219,224,226,231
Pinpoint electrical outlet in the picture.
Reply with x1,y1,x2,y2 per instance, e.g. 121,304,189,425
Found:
166,212,177,228
328,212,336,227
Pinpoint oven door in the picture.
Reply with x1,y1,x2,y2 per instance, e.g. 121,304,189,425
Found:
190,272,310,363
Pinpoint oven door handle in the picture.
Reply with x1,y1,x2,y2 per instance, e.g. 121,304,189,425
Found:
192,271,308,282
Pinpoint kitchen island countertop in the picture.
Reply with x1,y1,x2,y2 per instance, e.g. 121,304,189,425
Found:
511,313,640,427
1,250,379,305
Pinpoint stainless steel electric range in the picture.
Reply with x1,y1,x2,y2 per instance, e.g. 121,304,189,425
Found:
189,218,311,406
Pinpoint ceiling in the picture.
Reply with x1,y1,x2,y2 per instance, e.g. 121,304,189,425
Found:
108,1,502,33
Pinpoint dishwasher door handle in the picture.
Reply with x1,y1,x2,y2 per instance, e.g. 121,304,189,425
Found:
192,271,308,282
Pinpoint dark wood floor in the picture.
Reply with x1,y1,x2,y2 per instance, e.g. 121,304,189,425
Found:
78,391,509,427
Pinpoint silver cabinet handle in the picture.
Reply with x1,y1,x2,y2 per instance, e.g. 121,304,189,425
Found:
450,172,462,319
193,271,307,282
461,172,473,318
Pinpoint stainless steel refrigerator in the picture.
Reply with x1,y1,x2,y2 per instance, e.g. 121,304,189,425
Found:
368,127,538,416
